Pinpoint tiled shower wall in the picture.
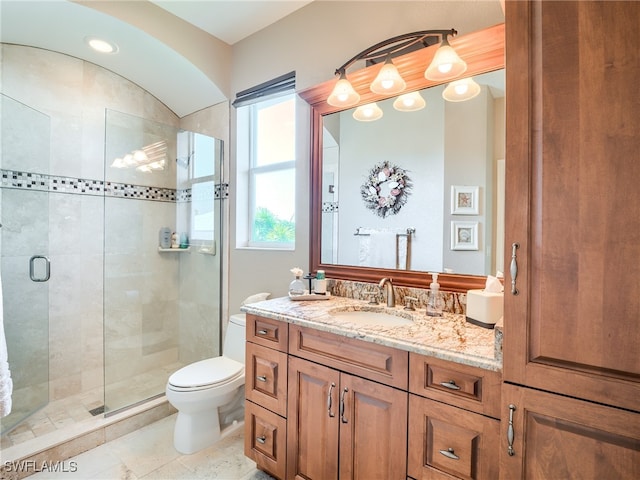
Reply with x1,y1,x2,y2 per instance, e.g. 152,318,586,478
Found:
0,44,226,408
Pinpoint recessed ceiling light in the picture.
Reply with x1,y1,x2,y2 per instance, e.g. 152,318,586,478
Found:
85,36,119,54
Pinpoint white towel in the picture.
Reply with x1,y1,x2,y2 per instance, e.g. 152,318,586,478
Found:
359,231,396,269
0,269,13,417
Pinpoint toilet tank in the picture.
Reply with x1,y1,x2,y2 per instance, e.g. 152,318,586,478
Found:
223,314,246,364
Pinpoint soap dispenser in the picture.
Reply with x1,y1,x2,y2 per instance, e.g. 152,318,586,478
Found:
426,272,444,317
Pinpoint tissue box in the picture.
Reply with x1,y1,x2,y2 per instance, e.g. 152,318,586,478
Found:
466,289,503,329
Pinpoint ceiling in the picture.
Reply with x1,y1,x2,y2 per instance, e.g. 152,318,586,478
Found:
0,0,313,117
149,1,313,46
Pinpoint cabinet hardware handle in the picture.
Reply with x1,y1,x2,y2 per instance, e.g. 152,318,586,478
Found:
327,382,336,417
510,243,520,295
507,404,516,456
256,375,267,382
256,435,266,444
340,387,349,423
439,448,460,460
29,255,51,282
257,329,268,335
440,380,461,390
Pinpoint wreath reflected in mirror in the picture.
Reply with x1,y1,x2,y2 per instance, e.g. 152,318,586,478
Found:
360,161,412,218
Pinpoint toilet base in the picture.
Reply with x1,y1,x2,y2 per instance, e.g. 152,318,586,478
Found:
172,389,245,454
173,409,221,454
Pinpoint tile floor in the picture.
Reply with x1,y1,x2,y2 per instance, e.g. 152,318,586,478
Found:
2,361,184,450
25,414,273,480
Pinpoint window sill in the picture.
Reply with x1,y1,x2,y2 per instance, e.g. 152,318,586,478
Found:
235,246,294,252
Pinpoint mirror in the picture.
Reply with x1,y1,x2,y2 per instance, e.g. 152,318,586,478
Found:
322,69,505,275
300,23,505,292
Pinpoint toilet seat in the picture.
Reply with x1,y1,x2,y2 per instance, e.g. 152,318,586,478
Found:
168,356,244,392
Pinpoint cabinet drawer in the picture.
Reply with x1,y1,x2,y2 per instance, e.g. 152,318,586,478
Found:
408,394,499,480
409,352,501,418
246,342,288,417
247,314,288,351
289,324,408,390
245,401,286,480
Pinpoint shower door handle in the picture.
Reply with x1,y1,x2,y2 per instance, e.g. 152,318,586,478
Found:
29,255,51,282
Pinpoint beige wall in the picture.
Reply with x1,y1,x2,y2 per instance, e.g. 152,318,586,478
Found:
226,1,505,312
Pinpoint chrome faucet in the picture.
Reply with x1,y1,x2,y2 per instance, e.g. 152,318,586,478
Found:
378,277,395,307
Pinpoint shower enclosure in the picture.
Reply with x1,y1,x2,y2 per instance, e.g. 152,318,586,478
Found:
1,96,225,447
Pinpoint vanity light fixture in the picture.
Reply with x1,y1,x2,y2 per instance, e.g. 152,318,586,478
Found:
442,77,481,102
353,102,384,122
327,28,464,108
393,91,426,112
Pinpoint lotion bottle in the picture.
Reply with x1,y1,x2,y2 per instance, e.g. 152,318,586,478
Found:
426,272,444,317
314,270,327,295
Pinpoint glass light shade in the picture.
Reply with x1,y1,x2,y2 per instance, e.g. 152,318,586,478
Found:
424,38,467,81
442,77,481,102
393,91,426,112
370,58,406,95
327,72,360,107
353,103,383,122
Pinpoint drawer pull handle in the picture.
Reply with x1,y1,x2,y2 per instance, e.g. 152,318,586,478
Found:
256,375,267,382
507,404,516,456
510,243,520,295
256,435,266,444
327,382,336,417
440,380,461,390
340,387,349,423
439,448,460,460
257,329,268,335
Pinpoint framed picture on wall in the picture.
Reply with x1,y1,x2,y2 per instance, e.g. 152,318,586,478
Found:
451,185,479,215
451,221,479,250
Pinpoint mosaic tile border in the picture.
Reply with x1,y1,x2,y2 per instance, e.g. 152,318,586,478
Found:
322,201,338,213
0,169,228,203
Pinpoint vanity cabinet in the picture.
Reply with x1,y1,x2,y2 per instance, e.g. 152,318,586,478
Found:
407,353,501,480
287,324,408,480
287,356,407,480
502,1,640,477
245,314,503,480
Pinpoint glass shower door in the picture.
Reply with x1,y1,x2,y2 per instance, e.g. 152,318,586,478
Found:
0,94,51,434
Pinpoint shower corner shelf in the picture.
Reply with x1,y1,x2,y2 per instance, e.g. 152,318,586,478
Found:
158,247,191,253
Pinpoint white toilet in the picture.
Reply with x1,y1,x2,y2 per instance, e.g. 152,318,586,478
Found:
166,313,246,454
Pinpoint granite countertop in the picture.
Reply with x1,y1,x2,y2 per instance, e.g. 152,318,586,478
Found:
241,295,502,372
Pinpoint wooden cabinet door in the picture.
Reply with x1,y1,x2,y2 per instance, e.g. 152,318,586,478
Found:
500,384,640,480
287,356,340,480
504,0,640,412
339,373,408,480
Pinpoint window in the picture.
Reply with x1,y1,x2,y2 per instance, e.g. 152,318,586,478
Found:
235,72,296,249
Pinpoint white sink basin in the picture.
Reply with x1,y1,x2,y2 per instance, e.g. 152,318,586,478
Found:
328,309,414,327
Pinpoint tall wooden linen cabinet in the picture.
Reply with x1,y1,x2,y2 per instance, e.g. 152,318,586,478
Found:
501,1,640,478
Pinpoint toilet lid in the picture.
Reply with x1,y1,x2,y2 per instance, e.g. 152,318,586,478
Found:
168,356,244,390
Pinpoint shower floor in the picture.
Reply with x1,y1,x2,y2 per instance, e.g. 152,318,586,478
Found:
0,360,186,452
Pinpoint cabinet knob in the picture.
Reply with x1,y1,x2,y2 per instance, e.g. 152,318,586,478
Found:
257,329,268,335
256,435,266,445
439,448,460,460
256,375,267,382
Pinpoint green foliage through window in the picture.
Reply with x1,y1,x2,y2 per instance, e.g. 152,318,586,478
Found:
252,207,295,242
